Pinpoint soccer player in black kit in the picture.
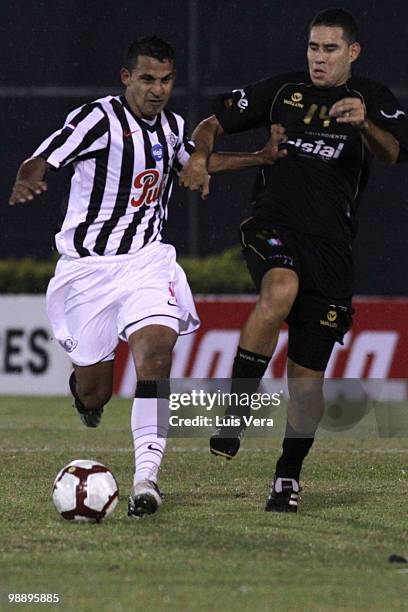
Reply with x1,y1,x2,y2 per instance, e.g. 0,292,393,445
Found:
181,9,408,512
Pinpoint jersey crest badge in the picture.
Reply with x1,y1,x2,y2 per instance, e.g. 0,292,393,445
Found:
166,132,178,147
59,337,78,353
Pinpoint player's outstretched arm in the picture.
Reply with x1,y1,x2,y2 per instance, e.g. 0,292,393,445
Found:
9,157,49,205
207,124,288,175
179,115,223,199
329,97,400,164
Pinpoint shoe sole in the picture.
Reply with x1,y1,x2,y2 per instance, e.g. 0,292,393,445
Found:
209,436,240,460
265,505,297,513
128,493,159,518
210,447,234,460
78,412,103,428
265,494,299,513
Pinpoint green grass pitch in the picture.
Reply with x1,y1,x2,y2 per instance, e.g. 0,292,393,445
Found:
1,396,408,611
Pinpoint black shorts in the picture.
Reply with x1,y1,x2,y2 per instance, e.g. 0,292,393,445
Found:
240,216,354,371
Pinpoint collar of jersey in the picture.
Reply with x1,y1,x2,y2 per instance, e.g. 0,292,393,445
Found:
120,96,161,132
309,78,352,95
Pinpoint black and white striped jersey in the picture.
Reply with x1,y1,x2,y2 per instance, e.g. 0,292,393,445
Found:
32,95,194,257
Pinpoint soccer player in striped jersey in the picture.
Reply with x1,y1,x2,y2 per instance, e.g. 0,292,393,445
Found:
9,36,282,517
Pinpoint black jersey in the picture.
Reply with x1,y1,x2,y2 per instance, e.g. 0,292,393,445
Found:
214,72,408,241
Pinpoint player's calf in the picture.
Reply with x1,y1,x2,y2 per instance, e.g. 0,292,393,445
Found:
69,371,106,428
210,346,271,460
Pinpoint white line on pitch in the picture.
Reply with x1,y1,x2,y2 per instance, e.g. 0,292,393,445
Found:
1,446,408,454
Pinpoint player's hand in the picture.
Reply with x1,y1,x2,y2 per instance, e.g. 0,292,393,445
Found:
329,97,367,128
9,179,47,205
257,124,288,165
179,152,211,199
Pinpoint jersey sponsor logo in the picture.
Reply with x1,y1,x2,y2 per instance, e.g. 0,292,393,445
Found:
232,88,249,111
287,137,344,159
291,92,303,103
321,310,338,328
305,130,347,141
327,310,338,322
131,169,164,207
380,109,406,120
284,97,304,109
152,143,164,161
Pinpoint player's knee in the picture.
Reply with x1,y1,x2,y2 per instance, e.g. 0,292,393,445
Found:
135,344,173,379
258,275,297,324
289,377,323,406
288,378,324,431
257,287,295,325
289,391,324,435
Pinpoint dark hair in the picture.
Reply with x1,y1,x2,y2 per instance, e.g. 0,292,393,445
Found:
124,36,175,71
310,8,359,44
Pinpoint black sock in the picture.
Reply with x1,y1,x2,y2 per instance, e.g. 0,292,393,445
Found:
275,422,315,481
135,379,170,399
225,346,270,419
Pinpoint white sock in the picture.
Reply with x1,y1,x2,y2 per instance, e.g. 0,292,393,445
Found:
131,397,170,487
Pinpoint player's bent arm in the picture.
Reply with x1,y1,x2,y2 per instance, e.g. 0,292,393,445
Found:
329,97,400,164
191,115,225,156
208,123,288,174
9,156,50,205
179,116,224,198
208,151,268,174
359,120,400,164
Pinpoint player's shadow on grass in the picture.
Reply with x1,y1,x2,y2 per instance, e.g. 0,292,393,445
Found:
302,489,366,511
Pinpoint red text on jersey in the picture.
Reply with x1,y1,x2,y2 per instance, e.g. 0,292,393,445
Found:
131,169,164,207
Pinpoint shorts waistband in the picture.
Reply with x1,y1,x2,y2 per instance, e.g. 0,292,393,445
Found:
60,241,169,265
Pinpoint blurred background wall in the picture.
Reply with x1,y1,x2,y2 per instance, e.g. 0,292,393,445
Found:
1,0,407,294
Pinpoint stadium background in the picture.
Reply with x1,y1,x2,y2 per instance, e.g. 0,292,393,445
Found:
1,0,407,295
1,5,408,608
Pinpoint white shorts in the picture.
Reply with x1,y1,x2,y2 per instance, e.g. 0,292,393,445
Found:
46,242,200,366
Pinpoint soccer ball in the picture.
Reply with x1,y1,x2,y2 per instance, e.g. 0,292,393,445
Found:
52,459,119,523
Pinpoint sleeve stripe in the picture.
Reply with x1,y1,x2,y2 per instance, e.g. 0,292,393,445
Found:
33,104,108,167
184,139,195,155
35,128,75,164
59,116,108,166
36,104,95,160
172,123,195,173
173,159,183,173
